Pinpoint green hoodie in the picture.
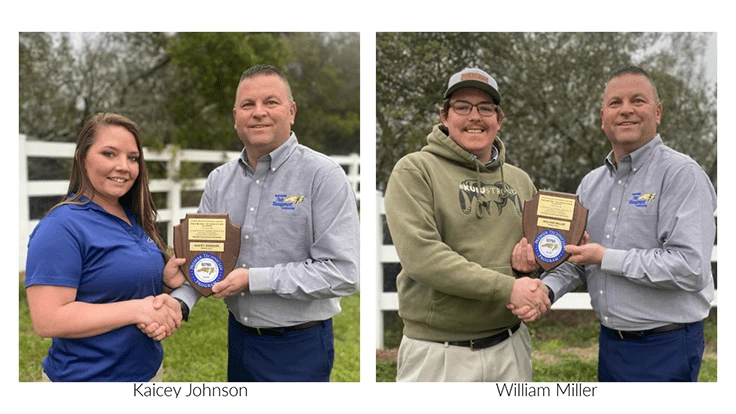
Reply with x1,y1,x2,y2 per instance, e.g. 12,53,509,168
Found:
385,124,537,341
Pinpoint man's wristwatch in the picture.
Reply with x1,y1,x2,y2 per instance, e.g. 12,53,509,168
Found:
546,285,555,304
175,298,190,322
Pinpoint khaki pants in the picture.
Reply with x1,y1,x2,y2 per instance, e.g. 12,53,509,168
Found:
396,323,533,382
41,363,164,382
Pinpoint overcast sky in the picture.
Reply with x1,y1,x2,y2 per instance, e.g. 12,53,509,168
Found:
707,33,717,85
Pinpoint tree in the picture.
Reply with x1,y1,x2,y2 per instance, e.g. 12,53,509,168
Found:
20,32,360,155
20,32,361,216
20,32,81,141
20,32,174,144
284,32,360,155
164,32,289,151
376,32,717,193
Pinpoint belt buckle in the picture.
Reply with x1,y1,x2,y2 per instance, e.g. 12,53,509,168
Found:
618,330,624,340
256,328,262,335
469,339,476,351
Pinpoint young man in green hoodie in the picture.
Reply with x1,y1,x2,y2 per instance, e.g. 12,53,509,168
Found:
384,67,549,382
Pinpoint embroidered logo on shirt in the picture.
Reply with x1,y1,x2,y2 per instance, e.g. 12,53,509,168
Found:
629,192,656,208
272,194,305,210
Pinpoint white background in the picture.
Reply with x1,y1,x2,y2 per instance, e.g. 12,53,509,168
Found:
5,1,732,412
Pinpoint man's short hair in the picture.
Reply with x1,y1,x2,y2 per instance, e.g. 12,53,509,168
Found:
236,64,294,104
607,65,660,103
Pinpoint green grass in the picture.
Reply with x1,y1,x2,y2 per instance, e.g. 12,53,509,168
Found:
18,282,51,382
18,279,359,382
376,309,718,382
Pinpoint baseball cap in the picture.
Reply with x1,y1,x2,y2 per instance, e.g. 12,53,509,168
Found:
444,67,502,104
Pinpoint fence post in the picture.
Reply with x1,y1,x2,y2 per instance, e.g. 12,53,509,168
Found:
166,145,182,245
376,190,385,349
19,134,29,271
20,136,359,272
373,196,718,351
349,153,360,200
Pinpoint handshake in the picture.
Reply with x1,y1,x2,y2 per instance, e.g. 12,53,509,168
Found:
506,237,550,322
506,278,550,322
135,255,187,341
136,294,183,341
506,233,597,322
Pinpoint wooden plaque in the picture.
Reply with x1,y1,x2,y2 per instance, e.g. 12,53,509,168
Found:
522,191,588,272
173,214,241,297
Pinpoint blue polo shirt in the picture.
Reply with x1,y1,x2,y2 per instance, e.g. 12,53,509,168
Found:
25,198,165,382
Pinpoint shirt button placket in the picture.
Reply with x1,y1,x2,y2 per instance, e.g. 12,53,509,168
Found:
243,163,265,280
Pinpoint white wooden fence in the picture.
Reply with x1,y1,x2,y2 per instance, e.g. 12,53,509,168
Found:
18,134,360,271
375,192,717,349
19,134,717,350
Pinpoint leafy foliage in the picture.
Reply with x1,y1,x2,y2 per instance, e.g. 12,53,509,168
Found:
20,32,173,144
19,32,360,155
376,32,716,193
165,32,289,151
284,33,361,155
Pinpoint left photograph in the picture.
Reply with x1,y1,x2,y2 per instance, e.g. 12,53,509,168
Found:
19,32,361,382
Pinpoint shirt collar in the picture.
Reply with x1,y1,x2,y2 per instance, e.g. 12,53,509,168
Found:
66,194,101,211
67,195,91,209
466,142,499,165
239,132,299,173
485,144,499,165
66,194,136,222
269,133,299,171
604,134,663,175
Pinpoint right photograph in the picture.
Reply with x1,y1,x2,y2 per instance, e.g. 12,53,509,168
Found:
375,32,717,383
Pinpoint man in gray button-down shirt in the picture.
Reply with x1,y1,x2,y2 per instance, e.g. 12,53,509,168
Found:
511,65,716,382
169,64,360,382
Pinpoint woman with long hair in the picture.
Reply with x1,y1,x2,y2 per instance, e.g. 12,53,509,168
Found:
25,113,186,382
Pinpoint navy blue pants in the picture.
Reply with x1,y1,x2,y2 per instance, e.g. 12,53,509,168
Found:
227,313,334,382
598,321,704,382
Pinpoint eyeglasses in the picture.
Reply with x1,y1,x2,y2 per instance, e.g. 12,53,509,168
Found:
450,100,498,116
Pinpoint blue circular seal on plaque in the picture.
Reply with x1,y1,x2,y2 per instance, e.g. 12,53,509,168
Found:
533,230,566,263
189,253,225,288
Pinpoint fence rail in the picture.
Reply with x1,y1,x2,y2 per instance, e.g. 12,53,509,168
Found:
375,192,717,349
19,134,360,271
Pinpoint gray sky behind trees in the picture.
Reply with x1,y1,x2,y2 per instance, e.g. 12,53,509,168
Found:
706,34,717,84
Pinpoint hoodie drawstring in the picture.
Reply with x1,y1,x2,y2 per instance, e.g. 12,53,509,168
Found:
474,152,510,219
499,161,510,200
475,163,484,218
